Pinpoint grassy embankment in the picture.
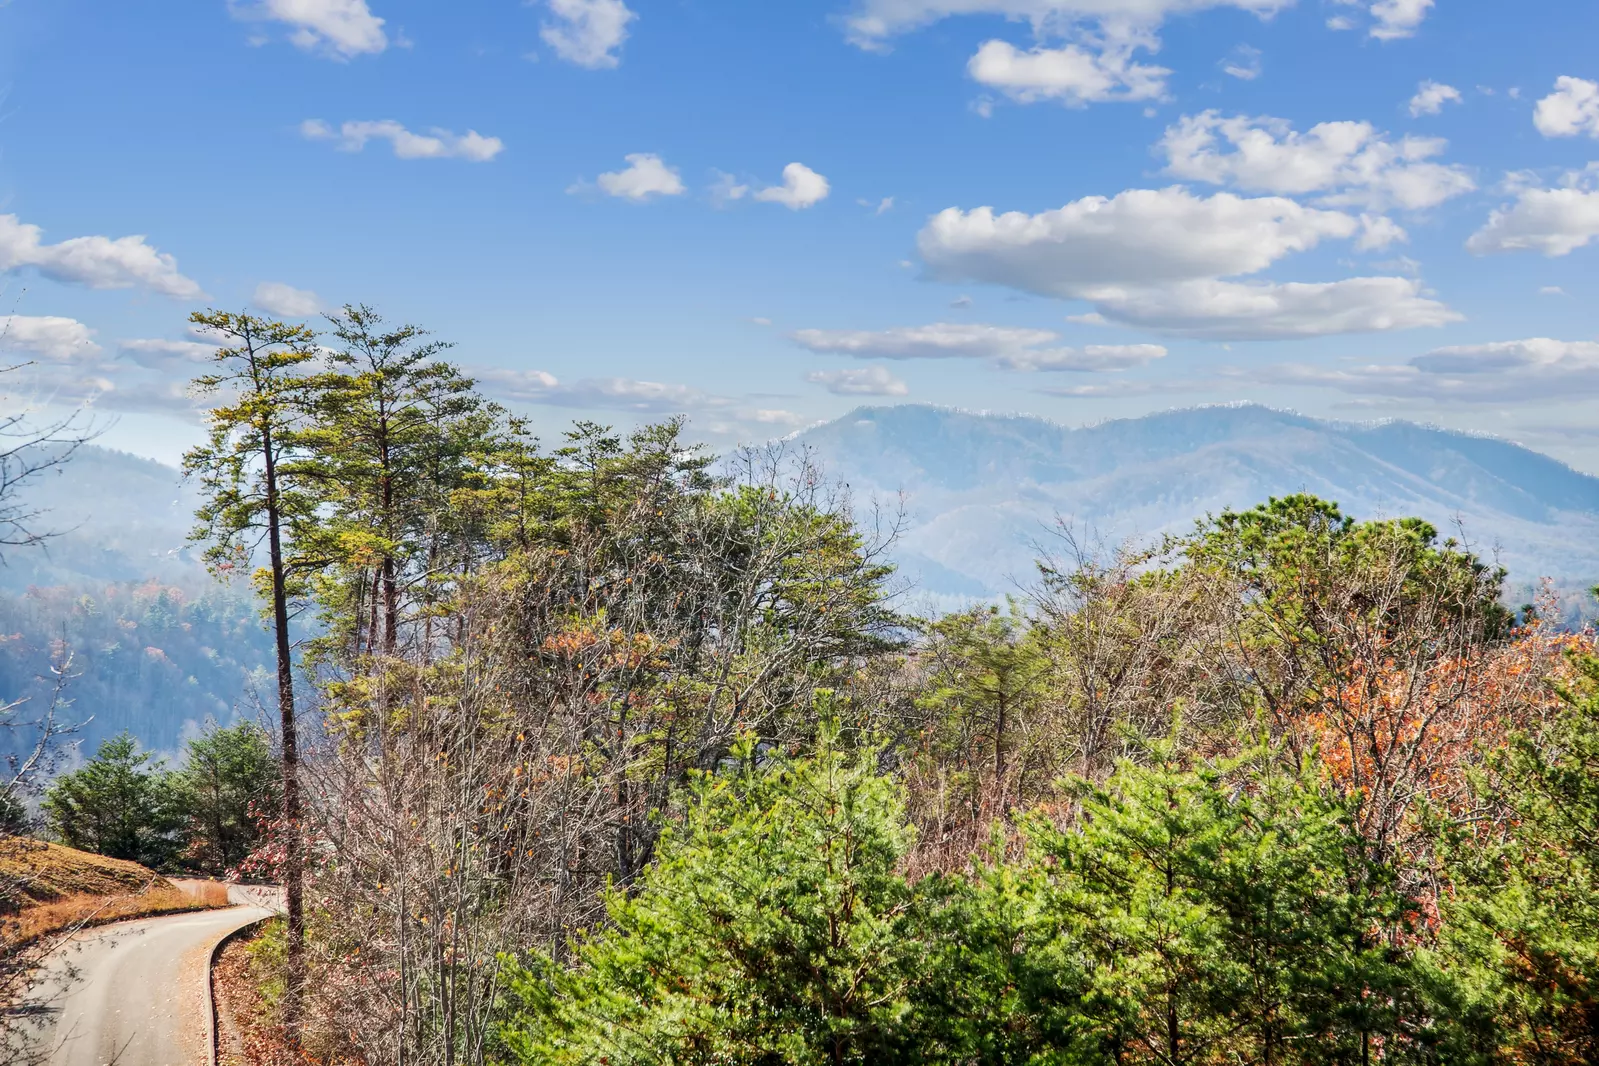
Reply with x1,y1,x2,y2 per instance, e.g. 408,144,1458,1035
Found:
0,836,227,947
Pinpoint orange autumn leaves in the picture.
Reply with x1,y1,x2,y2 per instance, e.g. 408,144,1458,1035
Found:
1293,612,1589,864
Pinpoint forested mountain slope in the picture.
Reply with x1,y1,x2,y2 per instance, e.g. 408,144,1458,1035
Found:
794,404,1599,610
0,446,273,754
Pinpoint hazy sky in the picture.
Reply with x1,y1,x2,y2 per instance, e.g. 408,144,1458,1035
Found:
2,0,1597,469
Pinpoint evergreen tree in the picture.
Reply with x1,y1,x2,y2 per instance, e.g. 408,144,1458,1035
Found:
43,732,180,867
296,304,494,666
1433,651,1599,1064
1032,744,1430,1064
172,720,279,875
501,721,926,1065
184,309,320,1043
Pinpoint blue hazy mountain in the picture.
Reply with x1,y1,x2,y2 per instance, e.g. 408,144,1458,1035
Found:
792,404,1599,613
0,446,273,755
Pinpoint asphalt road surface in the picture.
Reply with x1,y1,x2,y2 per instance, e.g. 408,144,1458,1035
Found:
9,903,273,1066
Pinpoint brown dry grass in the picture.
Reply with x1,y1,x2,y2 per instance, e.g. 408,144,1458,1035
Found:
4,883,211,944
0,837,228,950
170,878,232,907
0,837,169,903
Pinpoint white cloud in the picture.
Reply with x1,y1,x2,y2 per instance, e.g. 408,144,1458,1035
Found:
301,119,503,161
118,338,220,369
1158,111,1475,210
754,163,831,209
1079,276,1458,339
1540,285,1568,296
918,187,1358,293
806,366,911,395
0,315,100,361
838,0,1294,50
966,36,1170,106
1467,181,1599,257
252,281,322,317
1263,338,1599,403
916,187,1457,339
1357,213,1408,250
237,0,388,58
790,322,1167,371
1220,43,1262,81
588,154,686,201
1408,80,1462,117
859,196,896,214
1368,0,1433,39
0,214,203,299
541,0,636,69
1534,76,1599,139
998,342,1168,371
793,322,1058,359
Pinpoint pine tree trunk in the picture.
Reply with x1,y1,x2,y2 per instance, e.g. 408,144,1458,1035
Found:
262,422,305,1046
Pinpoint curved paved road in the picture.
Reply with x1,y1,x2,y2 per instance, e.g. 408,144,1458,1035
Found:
9,903,272,1066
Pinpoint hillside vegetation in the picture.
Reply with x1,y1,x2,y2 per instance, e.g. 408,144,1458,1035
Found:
11,307,1599,1066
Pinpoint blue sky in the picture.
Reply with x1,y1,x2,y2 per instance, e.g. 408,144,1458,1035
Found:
2,0,1598,469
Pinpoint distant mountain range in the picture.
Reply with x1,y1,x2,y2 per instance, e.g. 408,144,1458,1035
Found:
3,405,1597,756
0,446,201,594
791,404,1599,616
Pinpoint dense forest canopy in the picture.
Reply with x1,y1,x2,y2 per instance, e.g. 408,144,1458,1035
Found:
0,580,277,755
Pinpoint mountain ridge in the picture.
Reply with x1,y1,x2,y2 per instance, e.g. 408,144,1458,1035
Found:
791,403,1599,612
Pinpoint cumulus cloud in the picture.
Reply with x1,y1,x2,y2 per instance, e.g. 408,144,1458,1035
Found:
1158,111,1475,211
1534,76,1599,139
235,0,388,58
1368,0,1433,39
839,2,1342,114
838,0,1294,50
0,214,203,299
0,321,229,417
585,154,686,201
541,0,636,69
0,315,101,361
1081,276,1457,340
1467,170,1599,257
754,163,831,209
1262,338,1599,404
300,119,503,161
805,366,911,396
251,281,322,317
790,322,1167,371
967,36,1170,105
918,187,1358,292
916,187,1457,339
1408,80,1462,116
1357,213,1408,250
